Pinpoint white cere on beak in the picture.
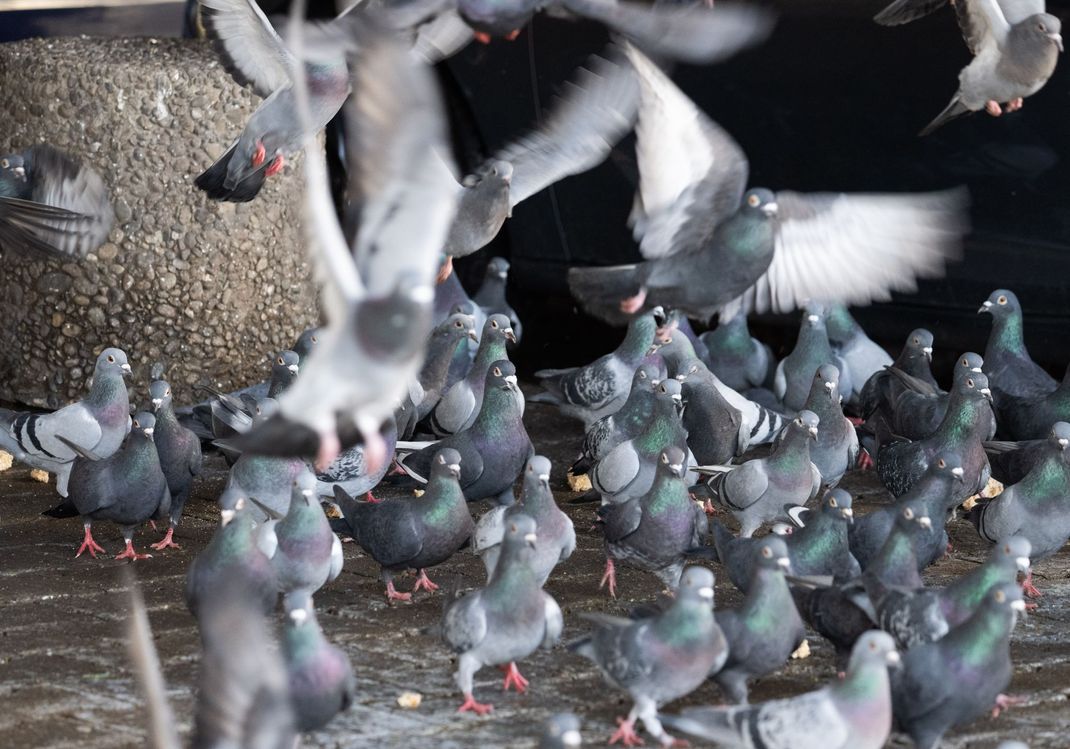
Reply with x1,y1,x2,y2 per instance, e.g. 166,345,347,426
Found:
289,608,308,624
13,166,26,179
301,487,313,497
807,314,819,323
980,387,992,397
144,427,154,437
761,202,778,216
1058,438,1069,448
562,729,582,748
1011,599,1027,612
1016,556,1031,571
504,375,518,385
538,473,550,482
523,532,538,544
951,467,965,478
886,650,901,666
448,463,461,474
287,364,299,374
120,363,133,373
669,463,683,473
842,508,854,518
823,381,835,393
918,516,932,529
151,398,162,408
697,586,714,599
808,426,819,438
971,367,982,373
776,557,791,569
220,509,235,526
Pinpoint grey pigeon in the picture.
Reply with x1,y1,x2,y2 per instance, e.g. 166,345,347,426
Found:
0,347,131,498
774,307,851,413
860,328,938,434
430,313,517,436
569,566,727,746
540,713,583,749
225,420,313,521
699,310,775,392
281,594,356,733
0,144,114,258
261,473,343,610
877,370,993,497
661,630,899,749
146,380,203,551
397,361,533,504
887,352,992,441
824,304,893,407
185,491,279,618
677,356,745,465
891,583,1025,749
568,45,966,324
998,363,1070,440
987,420,1070,483
933,535,1032,629
533,312,658,426
875,0,1063,134
441,513,562,714
414,312,479,429
473,455,575,585
292,326,321,366
795,363,858,487
59,411,170,561
703,411,822,537
334,447,473,600
980,289,1058,407
712,537,805,704
598,446,708,596
314,414,397,502
851,452,968,571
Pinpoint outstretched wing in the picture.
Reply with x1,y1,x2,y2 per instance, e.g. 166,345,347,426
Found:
201,0,297,96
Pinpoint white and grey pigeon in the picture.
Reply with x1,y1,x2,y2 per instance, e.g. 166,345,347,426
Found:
568,44,967,324
0,348,132,497
675,358,786,453
227,18,458,473
874,0,1063,134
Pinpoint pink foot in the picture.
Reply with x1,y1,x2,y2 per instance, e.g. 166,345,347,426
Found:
609,716,644,746
985,100,1003,117
264,154,284,177
620,288,648,315
1006,97,1024,112
364,491,382,504
315,431,342,473
436,255,454,285
703,498,716,516
600,558,618,598
362,429,387,477
149,519,158,532
75,526,106,558
251,139,266,167
114,540,152,561
412,569,439,593
847,416,864,427
473,31,492,45
991,693,1026,718
504,28,521,40
1022,570,1042,599
150,527,181,551
857,450,874,471
457,693,493,714
500,662,529,693
384,580,412,602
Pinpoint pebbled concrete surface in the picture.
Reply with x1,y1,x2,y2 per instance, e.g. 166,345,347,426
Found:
1,394,1069,748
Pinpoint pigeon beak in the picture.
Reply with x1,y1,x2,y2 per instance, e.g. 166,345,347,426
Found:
448,463,461,478
842,507,854,524
1058,438,1068,450
120,363,133,376
808,426,819,439
151,398,163,410
918,516,932,530
922,346,933,361
807,314,820,324
143,427,154,437
504,374,519,392
776,556,792,570
980,387,992,400
562,730,582,748
1016,556,1031,572
287,364,299,375
675,374,687,382
524,532,538,548
1049,32,1063,52
979,301,993,314
13,166,26,180
951,467,964,478
886,650,901,667
467,330,479,342
761,201,778,217
504,328,517,343
669,463,685,477
697,585,715,599
497,271,508,279
971,367,982,373
538,472,550,483
823,380,835,396
220,509,235,526
301,488,313,498
1011,599,1027,612
650,379,661,386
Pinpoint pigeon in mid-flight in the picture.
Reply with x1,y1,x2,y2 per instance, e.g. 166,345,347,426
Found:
568,44,968,324
0,144,114,258
874,0,1063,134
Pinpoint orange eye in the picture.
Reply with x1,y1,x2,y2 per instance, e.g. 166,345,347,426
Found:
747,194,760,207
828,497,838,507
998,295,1008,305
761,546,772,558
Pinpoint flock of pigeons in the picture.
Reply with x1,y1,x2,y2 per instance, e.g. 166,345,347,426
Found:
0,0,1067,747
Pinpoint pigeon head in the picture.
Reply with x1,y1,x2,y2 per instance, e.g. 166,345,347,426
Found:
904,329,934,361
541,713,582,749
771,522,795,536
486,360,520,394
957,371,992,401
484,313,517,344
675,565,716,605
952,352,984,381
486,256,511,280
793,410,820,439
994,535,1032,574
640,353,668,382
847,630,900,672
755,536,792,573
930,452,965,482
658,446,687,479
355,279,434,361
0,153,26,187
132,411,156,439
979,289,1021,317
524,455,552,488
799,305,827,329
218,488,248,525
1013,13,1063,53
292,327,321,362
252,397,280,425
633,359,665,389
653,378,684,415
821,488,854,524
467,160,513,190
503,513,538,553
897,500,932,533
1049,422,1070,450
149,379,173,411
95,347,132,378
811,363,840,401
985,582,1027,621
432,448,463,479
444,312,479,342
674,356,707,383
739,187,778,218
272,350,300,380
291,471,317,505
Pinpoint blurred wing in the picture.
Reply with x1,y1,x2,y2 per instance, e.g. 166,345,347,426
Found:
126,581,181,749
542,594,564,647
201,0,297,96
487,44,639,207
443,592,489,652
27,146,113,257
955,0,1011,54
0,196,97,259
624,44,749,260
412,9,475,62
723,188,968,316
559,0,775,65
997,0,1044,24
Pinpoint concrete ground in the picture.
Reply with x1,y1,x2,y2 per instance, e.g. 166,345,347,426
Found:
1,393,1069,749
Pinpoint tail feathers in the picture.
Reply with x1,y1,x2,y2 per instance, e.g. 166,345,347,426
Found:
692,463,734,476
393,451,428,484
658,709,741,745
750,407,786,445
194,145,267,203
919,97,970,136
567,265,644,325
874,0,946,25
709,517,734,560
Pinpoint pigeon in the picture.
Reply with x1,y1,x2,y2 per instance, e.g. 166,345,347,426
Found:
145,380,203,551
292,326,321,366
890,583,1025,749
430,314,517,436
795,363,858,487
874,0,1063,134
334,447,473,600
712,537,805,704
998,363,1070,440
774,307,851,413
0,144,114,258
877,370,993,497
572,357,667,474
185,490,279,618
228,19,458,472
986,421,1070,483
980,289,1058,406
568,44,967,324
660,630,899,749
655,308,711,361
598,446,709,596
648,324,703,380
225,423,313,520
473,455,575,585
860,328,938,422
677,356,745,465
59,411,170,561
397,361,533,504
281,594,356,733
534,312,659,426
851,452,967,571
589,378,687,505
0,347,131,498
261,473,344,609
824,304,893,407
415,312,479,425
703,411,822,537
569,566,727,746
441,513,562,714
314,414,397,502
699,310,775,392
933,535,1032,629
887,352,992,441
540,713,583,749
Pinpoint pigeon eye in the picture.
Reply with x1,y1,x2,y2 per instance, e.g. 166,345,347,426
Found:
904,507,914,519
1038,22,1046,31
997,295,1007,305
828,497,838,507
493,366,502,377
311,336,317,344
509,523,517,533
491,320,499,328
437,454,446,464
690,365,698,374
165,389,171,396
967,378,975,388
747,194,760,208
0,159,7,168
994,589,1006,603
761,546,772,558
639,371,647,379
454,321,462,328
1003,544,1010,554
661,453,669,464
938,459,946,468
277,357,285,365
133,419,140,428
869,641,877,651
912,337,919,344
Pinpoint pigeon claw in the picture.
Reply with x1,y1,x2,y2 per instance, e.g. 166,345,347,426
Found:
75,527,106,558
609,716,644,746
620,288,648,315
315,431,342,473
436,255,455,284
457,693,493,715
600,558,618,598
412,569,439,594
984,100,1003,117
150,527,181,551
500,662,529,693
473,31,492,44
364,491,383,504
264,154,285,177
1021,570,1042,599
384,580,412,602
251,139,266,167
114,540,152,561
857,449,874,471
1006,97,1024,112
991,693,1026,718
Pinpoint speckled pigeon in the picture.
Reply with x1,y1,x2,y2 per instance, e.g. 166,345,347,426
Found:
281,594,356,733
774,307,851,413
145,380,203,551
986,421,1070,483
441,513,562,714
315,413,397,503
